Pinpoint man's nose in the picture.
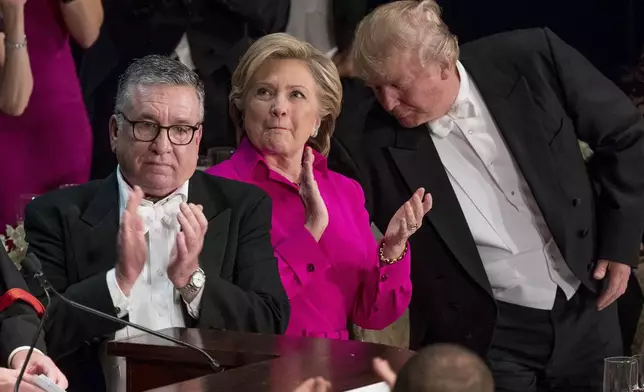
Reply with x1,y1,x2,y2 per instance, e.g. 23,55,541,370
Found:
378,88,398,112
150,128,173,153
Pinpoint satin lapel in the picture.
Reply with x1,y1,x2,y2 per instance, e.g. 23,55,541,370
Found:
187,171,230,279
76,173,120,273
388,127,492,295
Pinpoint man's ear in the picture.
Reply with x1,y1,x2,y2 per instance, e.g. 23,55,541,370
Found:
109,115,119,153
440,61,455,81
194,125,203,148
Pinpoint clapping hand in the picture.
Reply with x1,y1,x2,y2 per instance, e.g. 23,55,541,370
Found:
293,377,332,392
382,188,432,259
373,358,397,388
116,186,147,296
0,0,27,11
167,202,208,289
299,147,328,242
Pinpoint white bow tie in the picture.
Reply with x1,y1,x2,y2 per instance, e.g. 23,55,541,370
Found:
137,195,184,233
430,99,479,138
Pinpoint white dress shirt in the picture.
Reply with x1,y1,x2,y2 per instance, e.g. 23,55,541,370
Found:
174,34,196,70
286,0,337,57
106,168,204,339
428,61,580,310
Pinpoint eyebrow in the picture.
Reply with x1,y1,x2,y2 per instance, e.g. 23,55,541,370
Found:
135,113,160,122
254,82,310,92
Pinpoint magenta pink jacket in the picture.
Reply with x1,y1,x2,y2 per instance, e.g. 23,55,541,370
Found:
205,138,411,339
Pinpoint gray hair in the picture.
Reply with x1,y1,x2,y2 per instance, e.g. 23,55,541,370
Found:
114,55,205,129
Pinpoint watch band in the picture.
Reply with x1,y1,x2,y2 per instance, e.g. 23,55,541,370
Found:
179,268,205,294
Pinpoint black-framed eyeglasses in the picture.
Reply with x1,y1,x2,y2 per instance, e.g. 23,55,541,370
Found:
117,112,200,146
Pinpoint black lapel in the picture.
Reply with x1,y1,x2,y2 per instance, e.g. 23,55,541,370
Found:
388,126,492,296
76,173,120,272
185,171,231,326
461,55,570,259
187,171,219,222
187,171,230,269
81,172,120,228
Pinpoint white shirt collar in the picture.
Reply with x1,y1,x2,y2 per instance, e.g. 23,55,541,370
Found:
428,60,477,138
116,166,189,213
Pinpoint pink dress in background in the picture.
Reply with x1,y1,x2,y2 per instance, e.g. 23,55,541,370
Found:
0,0,92,229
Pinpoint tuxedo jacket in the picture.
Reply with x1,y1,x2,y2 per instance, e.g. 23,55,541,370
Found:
24,170,289,391
340,28,644,355
0,247,46,367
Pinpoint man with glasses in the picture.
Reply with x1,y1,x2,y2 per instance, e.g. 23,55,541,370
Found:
22,55,290,392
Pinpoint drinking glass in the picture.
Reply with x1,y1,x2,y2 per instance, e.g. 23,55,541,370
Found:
632,354,644,391
15,194,39,224
604,356,637,392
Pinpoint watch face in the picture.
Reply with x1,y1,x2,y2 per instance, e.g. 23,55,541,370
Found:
192,270,206,288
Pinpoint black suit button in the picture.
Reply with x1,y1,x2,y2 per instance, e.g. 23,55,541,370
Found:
465,333,474,340
578,228,589,238
306,263,315,272
572,198,581,207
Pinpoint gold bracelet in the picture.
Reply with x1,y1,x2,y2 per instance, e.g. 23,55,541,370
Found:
378,241,408,264
5,36,27,50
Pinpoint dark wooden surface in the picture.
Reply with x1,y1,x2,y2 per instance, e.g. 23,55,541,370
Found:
107,328,415,392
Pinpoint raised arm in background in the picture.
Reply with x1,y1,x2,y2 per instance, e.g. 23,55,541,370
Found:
0,0,32,116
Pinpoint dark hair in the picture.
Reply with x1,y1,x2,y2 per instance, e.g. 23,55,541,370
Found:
393,344,494,392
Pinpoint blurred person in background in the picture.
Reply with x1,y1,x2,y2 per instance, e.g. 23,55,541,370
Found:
0,0,102,230
293,344,493,392
373,344,494,392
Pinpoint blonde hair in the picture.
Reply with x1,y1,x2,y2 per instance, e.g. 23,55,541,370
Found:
352,0,459,81
230,33,343,156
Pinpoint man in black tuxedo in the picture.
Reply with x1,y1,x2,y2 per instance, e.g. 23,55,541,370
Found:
25,55,289,392
83,0,290,180
346,1,644,391
0,247,67,389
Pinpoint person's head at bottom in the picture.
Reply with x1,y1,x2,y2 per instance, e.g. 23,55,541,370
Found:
391,344,494,392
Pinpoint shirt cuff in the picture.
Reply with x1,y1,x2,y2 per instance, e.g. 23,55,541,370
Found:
8,347,44,369
182,287,204,319
106,268,132,318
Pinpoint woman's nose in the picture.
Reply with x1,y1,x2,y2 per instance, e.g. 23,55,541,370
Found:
271,95,288,117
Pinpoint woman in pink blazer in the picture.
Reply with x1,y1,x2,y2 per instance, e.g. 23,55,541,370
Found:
206,33,432,339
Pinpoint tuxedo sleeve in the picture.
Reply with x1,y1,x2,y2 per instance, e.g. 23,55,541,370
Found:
199,193,290,334
24,202,125,360
544,28,644,266
0,248,46,366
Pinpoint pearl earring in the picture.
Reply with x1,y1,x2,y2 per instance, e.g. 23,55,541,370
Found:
312,126,319,138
